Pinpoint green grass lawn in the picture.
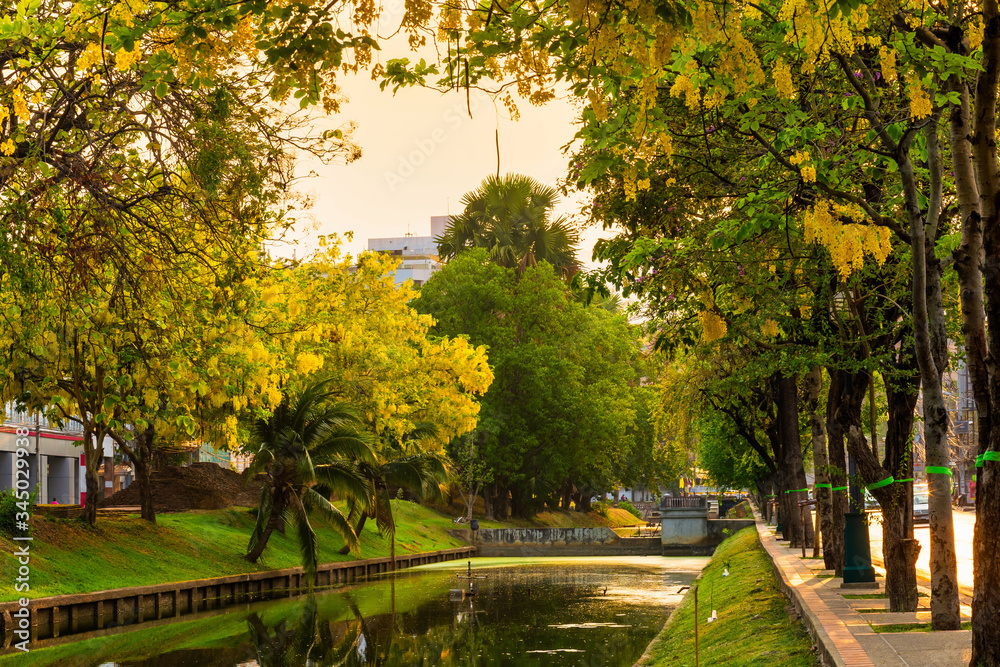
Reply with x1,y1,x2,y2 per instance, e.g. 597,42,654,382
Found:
0,500,469,602
640,527,818,667
0,499,641,602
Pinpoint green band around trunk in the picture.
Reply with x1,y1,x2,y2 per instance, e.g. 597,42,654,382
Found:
814,483,832,489
832,486,848,492
983,451,1000,463
895,478,914,483
785,488,808,493
926,466,952,475
977,454,984,467
866,476,894,490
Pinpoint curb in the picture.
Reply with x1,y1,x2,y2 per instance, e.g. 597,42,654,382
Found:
754,513,874,667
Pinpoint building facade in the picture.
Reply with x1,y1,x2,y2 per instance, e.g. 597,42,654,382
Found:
1,406,115,505
367,216,450,288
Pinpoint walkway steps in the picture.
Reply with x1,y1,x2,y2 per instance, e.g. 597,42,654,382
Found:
755,513,971,666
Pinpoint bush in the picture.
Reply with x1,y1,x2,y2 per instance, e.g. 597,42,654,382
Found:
619,500,643,520
0,486,39,537
593,500,610,518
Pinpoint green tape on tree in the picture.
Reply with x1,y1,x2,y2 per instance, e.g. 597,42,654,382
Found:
832,486,848,492
866,476,894,490
983,451,1000,462
926,466,952,476
895,478,914,483
785,488,808,493
976,454,984,468
814,483,832,489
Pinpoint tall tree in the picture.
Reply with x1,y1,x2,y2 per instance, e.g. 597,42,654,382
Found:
436,174,581,275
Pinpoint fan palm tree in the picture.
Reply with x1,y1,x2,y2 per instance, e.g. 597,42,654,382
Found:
244,381,375,583
436,174,580,276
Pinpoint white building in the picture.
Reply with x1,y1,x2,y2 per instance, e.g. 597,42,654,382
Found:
367,216,450,288
1,406,115,505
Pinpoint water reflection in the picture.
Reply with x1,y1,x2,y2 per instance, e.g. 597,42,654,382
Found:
5,558,703,667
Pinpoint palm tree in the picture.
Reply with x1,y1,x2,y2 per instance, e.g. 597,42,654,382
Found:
244,381,375,583
437,174,580,276
338,425,448,568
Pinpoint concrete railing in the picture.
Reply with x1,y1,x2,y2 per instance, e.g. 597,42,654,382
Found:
661,496,707,509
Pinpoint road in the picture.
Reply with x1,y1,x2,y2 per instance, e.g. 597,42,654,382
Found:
867,508,975,596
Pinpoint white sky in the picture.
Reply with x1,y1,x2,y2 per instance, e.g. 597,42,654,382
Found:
283,24,611,269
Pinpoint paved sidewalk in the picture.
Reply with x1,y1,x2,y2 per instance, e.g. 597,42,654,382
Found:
755,516,971,666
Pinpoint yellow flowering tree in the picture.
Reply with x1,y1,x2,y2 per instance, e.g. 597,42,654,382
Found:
242,239,494,455
385,0,999,639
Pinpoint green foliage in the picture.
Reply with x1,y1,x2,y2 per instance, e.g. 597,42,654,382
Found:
696,410,772,492
415,250,663,519
592,501,610,518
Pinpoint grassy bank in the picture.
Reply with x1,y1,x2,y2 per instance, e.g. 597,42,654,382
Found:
0,501,640,602
639,527,818,667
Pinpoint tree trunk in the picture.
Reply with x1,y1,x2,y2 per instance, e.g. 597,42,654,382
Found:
339,514,368,555
84,457,101,527
483,483,496,520
561,483,573,511
805,368,835,565
953,14,1000,660
135,457,155,524
245,499,286,563
842,375,919,614
134,425,157,524
897,129,962,630
881,497,920,612
824,369,849,575
775,373,812,549
82,424,104,527
495,485,510,519
881,348,921,612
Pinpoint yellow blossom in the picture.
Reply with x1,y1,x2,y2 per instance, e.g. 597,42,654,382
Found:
12,88,28,121
908,74,932,119
773,58,795,98
77,43,104,71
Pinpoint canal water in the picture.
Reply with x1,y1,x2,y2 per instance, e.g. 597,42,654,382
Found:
3,556,706,666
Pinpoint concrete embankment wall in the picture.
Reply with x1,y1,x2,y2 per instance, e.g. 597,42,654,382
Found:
450,528,662,556
0,546,475,651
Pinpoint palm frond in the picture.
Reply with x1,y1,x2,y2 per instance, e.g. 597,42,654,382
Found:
314,460,374,508
302,487,360,556
288,492,319,585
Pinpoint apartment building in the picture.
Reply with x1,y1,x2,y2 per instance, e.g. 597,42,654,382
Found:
367,215,450,288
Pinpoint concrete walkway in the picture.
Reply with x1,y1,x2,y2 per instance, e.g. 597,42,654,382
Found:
755,516,971,666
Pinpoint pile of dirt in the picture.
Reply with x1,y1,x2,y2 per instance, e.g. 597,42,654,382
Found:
100,462,262,511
